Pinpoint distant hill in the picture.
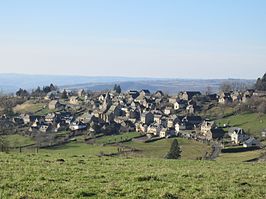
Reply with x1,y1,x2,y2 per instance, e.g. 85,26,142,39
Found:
0,73,255,94
61,79,255,94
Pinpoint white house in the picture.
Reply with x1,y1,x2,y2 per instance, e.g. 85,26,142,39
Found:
229,128,249,144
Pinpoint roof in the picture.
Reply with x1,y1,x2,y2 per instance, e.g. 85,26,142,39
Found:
141,112,153,116
228,127,245,135
155,90,164,95
140,89,150,94
201,120,215,126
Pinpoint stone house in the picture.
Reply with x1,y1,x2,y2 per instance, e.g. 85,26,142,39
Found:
154,114,163,124
218,96,232,104
179,91,201,101
78,89,86,97
231,91,242,102
69,122,87,131
154,90,164,98
200,120,216,134
204,127,224,140
160,128,176,138
128,90,140,99
48,100,63,110
69,96,81,105
228,127,249,144
140,89,151,97
45,91,59,100
186,104,195,114
164,106,173,115
207,94,218,101
141,112,154,125
147,123,163,136
174,100,187,110
183,116,202,126
166,116,179,128
39,123,53,133
175,123,180,133
45,113,56,123
101,104,122,123
169,97,178,104
78,112,97,124
119,120,136,132
136,122,148,133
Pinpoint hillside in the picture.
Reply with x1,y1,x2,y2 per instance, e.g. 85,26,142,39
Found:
216,113,266,137
0,151,265,199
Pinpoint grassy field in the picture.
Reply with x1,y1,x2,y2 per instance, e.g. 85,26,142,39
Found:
217,149,265,162
40,136,209,160
4,134,35,147
41,142,118,156
1,133,265,198
216,113,266,137
13,101,46,114
0,151,265,199
93,132,141,144
123,138,210,159
201,105,236,119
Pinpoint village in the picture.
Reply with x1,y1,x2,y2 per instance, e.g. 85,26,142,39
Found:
1,83,265,152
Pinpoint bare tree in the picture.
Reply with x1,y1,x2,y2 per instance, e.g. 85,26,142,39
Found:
205,86,213,95
219,82,232,92
0,135,9,152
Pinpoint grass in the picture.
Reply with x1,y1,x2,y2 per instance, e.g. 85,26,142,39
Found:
216,112,266,137
123,138,210,160
41,142,118,156
0,133,265,198
13,100,54,115
4,134,35,147
201,105,236,119
0,152,265,199
34,107,53,116
94,132,141,144
217,149,265,162
13,101,46,114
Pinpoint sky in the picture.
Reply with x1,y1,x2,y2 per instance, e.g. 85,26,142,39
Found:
0,0,265,79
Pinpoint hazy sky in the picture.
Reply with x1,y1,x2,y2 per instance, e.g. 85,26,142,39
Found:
0,0,265,78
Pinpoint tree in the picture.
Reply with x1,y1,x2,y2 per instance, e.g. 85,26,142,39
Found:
61,89,68,99
113,84,121,94
16,88,29,97
165,139,181,159
219,82,232,92
0,135,9,152
205,86,213,95
255,73,266,91
49,83,57,91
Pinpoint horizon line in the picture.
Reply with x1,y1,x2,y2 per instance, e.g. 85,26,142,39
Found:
0,72,257,81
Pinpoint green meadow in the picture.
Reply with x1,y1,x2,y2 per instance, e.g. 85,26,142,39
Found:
1,133,266,198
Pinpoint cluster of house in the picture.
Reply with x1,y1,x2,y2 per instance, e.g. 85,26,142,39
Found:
228,127,260,148
217,89,265,104
7,88,264,146
13,112,77,133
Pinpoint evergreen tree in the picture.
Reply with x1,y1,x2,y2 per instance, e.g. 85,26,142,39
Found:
61,89,68,99
50,83,56,91
16,88,29,97
165,139,181,159
43,86,51,93
255,73,266,91
113,84,122,93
